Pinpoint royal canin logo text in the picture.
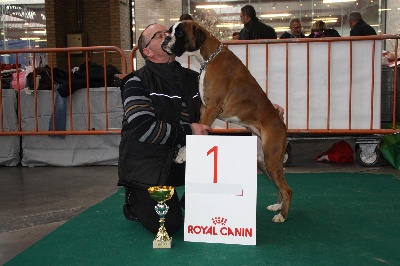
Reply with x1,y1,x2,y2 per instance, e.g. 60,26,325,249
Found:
187,217,253,237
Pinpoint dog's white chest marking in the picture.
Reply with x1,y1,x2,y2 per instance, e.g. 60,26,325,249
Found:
198,70,206,105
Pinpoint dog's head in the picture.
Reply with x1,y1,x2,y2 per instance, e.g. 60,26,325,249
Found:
161,21,207,57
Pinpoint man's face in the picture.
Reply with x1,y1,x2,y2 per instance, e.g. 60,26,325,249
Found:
349,20,356,29
142,24,174,62
290,22,302,35
240,12,250,25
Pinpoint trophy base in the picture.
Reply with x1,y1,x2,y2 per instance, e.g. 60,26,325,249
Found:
153,238,172,249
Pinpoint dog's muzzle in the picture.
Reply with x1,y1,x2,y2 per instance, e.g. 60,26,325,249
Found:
161,36,174,55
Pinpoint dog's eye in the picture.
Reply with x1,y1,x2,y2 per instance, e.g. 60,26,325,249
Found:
175,30,183,37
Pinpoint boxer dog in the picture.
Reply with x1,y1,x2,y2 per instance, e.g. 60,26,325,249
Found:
162,21,292,223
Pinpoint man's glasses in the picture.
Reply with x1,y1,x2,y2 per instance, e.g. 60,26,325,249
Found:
144,31,167,48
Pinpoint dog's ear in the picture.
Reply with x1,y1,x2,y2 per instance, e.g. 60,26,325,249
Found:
193,25,206,49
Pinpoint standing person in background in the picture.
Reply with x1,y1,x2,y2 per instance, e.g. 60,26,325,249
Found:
309,20,326,38
280,18,305,39
348,11,376,36
232,32,240,40
239,5,277,40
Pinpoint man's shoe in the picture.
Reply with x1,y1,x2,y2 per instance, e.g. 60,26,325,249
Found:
123,204,138,221
123,187,138,221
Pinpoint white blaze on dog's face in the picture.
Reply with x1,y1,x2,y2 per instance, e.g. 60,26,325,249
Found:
161,22,180,55
161,21,206,61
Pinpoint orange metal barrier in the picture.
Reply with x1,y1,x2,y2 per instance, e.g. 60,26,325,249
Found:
0,38,398,166
1,35,399,138
0,46,127,136
129,35,400,137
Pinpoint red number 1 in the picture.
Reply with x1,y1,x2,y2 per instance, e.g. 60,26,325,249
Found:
207,146,218,183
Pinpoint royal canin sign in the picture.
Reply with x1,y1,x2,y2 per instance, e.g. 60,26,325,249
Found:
187,217,253,237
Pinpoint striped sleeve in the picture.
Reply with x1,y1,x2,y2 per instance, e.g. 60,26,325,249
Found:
122,75,192,146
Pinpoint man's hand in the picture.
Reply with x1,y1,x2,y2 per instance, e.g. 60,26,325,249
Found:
382,50,397,62
273,104,285,122
175,123,211,164
191,123,211,135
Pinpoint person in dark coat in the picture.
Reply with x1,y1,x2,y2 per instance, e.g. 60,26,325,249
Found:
239,5,277,40
118,23,211,235
280,18,306,39
322,28,341,37
348,11,376,36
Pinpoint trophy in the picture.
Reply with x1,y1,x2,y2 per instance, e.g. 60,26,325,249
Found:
148,186,174,249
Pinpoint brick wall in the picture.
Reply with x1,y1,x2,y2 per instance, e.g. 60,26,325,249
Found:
45,0,69,67
46,0,130,72
117,0,132,71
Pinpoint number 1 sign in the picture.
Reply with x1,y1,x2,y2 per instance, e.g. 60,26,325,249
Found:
184,135,257,245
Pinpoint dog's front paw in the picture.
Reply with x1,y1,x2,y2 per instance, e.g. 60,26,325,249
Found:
272,213,286,223
266,203,282,212
174,146,186,163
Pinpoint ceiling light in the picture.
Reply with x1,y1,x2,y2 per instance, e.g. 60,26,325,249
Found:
323,0,356,3
195,5,232,9
313,17,338,22
216,23,242,28
316,19,338,23
20,37,40,40
274,27,290,32
260,13,291,18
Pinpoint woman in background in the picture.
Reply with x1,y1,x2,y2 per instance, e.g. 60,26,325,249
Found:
309,20,326,38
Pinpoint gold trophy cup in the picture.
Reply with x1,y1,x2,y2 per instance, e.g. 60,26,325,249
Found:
148,186,174,249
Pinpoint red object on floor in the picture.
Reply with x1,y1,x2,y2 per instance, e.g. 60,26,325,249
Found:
314,140,354,163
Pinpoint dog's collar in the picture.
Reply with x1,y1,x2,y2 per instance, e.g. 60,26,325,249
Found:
199,43,224,78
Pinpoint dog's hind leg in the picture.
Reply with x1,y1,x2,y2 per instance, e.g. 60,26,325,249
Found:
257,138,284,212
266,193,283,212
260,129,292,223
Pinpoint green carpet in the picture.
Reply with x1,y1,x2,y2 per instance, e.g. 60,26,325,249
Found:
6,173,400,266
